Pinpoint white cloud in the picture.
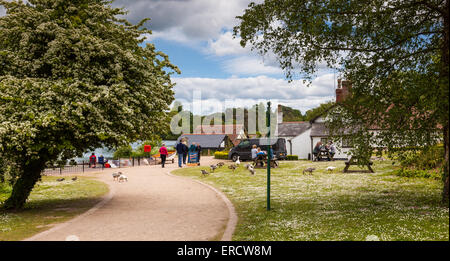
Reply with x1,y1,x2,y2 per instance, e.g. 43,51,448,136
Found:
223,56,283,76
113,0,259,43
207,31,249,56
172,74,337,114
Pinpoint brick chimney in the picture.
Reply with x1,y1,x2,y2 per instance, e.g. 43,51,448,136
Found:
336,79,351,102
277,104,283,124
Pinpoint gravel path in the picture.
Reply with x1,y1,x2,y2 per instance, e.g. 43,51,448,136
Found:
25,157,232,241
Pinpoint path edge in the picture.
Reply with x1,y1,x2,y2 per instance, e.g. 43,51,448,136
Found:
23,181,115,241
166,169,238,241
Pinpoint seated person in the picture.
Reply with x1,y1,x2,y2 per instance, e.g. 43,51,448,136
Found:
313,141,322,160
255,147,266,167
251,145,258,161
328,141,336,161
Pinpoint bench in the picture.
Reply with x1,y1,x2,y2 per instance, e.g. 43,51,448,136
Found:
253,156,279,168
343,156,374,173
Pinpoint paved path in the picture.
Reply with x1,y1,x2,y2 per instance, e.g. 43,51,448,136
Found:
25,157,232,241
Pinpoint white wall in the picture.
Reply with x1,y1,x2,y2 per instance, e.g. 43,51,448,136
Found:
290,128,312,159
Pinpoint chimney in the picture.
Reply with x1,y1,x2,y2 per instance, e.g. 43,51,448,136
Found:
336,79,351,103
277,104,283,124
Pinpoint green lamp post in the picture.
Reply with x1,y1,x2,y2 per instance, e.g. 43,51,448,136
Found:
266,101,271,211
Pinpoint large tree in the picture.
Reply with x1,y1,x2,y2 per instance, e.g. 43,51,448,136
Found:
234,0,449,202
0,0,179,209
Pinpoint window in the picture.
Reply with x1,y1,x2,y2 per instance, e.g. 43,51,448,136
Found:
321,138,328,144
238,140,250,148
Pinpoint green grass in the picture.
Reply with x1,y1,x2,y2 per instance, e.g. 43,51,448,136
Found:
0,176,108,241
172,160,449,241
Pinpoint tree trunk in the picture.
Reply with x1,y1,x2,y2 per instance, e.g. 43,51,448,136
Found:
443,125,449,204
3,159,45,210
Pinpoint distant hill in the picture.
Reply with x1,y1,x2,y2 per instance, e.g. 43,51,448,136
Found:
280,105,305,122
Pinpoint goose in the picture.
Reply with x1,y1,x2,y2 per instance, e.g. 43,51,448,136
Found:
326,166,336,172
235,156,240,165
303,167,316,175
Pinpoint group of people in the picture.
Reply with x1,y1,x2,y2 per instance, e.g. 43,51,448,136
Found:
175,141,202,168
89,153,106,168
251,145,274,160
313,141,336,161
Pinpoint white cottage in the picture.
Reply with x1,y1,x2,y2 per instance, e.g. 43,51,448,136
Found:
276,80,353,160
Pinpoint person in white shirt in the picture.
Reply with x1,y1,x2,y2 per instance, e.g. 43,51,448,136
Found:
251,144,258,160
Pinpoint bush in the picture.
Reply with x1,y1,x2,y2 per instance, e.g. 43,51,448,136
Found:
113,145,133,159
286,155,299,160
397,144,444,170
394,169,441,180
214,151,229,160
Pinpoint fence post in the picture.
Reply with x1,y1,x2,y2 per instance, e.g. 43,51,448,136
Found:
60,166,62,175
82,160,84,173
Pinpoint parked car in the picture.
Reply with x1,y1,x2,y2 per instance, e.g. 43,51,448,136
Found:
228,138,287,162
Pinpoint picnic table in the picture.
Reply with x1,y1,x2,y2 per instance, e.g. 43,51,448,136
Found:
315,149,332,161
254,155,279,168
343,156,374,173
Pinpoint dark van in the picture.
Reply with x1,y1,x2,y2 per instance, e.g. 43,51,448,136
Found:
228,138,287,162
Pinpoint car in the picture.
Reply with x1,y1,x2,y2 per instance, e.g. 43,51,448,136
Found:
228,138,287,162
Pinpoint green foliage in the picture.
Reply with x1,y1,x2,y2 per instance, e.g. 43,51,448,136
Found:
286,155,298,160
304,101,335,121
214,151,229,160
280,105,305,122
0,0,179,209
132,138,162,158
113,145,133,159
396,145,444,171
394,169,441,180
234,0,449,201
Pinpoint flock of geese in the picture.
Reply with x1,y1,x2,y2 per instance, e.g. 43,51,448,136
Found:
201,156,338,177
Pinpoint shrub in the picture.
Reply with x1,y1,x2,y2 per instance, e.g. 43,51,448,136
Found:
286,155,299,160
214,151,229,160
394,169,441,180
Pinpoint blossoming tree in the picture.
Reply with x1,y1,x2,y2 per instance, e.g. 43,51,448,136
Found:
0,0,179,209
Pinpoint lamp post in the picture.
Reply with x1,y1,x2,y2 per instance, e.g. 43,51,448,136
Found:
266,101,271,211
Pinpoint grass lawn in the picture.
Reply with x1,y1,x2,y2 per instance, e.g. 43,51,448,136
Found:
172,160,449,241
0,176,108,241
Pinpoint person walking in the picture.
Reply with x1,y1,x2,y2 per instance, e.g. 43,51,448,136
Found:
176,141,185,168
182,141,188,165
196,143,202,164
159,144,168,168
89,153,97,168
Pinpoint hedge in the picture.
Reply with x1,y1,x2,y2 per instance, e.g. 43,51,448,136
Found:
286,155,299,160
214,151,229,160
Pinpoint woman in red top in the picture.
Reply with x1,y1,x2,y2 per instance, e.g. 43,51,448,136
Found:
159,144,168,168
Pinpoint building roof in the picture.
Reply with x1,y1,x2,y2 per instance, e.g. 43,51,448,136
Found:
193,124,245,146
277,122,311,137
310,123,329,137
177,134,228,149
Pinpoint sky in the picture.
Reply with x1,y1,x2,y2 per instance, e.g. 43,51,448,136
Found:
0,0,338,115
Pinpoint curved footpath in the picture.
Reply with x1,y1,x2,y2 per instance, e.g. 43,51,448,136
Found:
25,157,235,241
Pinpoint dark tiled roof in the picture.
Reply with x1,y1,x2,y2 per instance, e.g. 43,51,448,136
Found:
310,123,329,137
177,134,227,149
310,123,357,136
277,122,311,137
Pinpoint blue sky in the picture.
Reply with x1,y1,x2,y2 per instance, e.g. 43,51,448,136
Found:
1,0,338,115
